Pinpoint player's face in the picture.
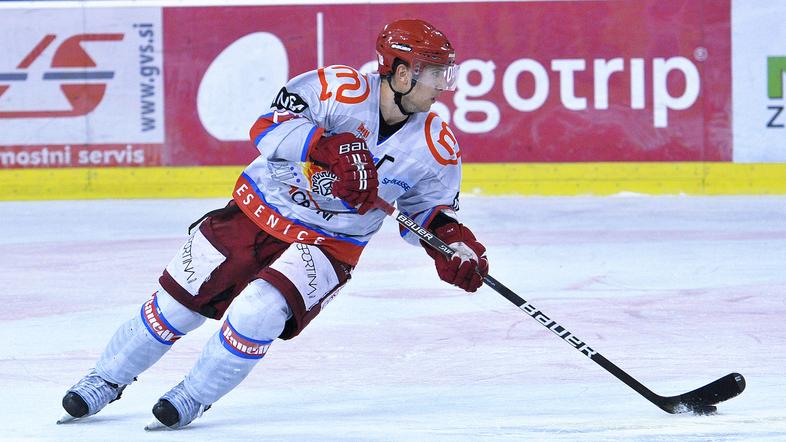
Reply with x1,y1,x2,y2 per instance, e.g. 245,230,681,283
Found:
401,78,445,113
401,65,452,113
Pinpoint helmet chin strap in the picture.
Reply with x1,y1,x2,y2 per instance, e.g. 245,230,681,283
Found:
387,75,417,116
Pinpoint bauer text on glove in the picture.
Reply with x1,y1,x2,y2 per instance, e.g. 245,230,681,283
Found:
309,132,379,215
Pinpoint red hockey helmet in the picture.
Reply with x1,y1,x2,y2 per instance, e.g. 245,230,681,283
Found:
376,19,458,91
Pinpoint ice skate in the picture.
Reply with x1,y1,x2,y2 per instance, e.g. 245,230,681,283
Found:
57,369,127,424
144,381,210,430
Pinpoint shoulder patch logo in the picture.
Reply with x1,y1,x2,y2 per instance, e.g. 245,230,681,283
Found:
272,87,308,113
425,112,460,165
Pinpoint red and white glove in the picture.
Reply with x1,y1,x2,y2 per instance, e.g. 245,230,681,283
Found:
425,222,489,292
309,133,379,214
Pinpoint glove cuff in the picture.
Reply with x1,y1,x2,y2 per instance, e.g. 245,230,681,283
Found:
433,222,476,245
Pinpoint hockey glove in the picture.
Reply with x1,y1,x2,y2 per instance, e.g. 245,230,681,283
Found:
309,132,379,215
425,222,489,292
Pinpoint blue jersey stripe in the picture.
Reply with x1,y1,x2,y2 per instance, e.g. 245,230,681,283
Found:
301,125,319,162
254,123,280,146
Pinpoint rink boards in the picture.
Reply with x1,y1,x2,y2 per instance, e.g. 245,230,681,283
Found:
0,0,785,198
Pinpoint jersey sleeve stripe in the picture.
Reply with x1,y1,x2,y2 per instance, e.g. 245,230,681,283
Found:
250,112,278,145
300,125,324,162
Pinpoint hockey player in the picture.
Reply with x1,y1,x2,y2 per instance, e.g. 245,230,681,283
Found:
59,19,489,430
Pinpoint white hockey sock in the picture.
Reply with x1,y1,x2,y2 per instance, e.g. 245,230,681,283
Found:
183,279,291,405
95,287,206,385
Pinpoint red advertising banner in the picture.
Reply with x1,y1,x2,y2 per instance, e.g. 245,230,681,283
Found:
1,1,730,168
164,0,731,165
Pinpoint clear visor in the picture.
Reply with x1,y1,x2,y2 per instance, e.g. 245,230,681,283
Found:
413,62,460,91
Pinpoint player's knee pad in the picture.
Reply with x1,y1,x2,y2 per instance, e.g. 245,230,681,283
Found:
225,279,292,343
140,286,206,345
183,280,291,404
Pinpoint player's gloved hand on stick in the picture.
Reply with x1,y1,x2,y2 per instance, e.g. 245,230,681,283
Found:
425,222,489,292
309,132,379,214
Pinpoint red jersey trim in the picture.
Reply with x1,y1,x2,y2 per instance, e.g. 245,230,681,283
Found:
233,173,365,266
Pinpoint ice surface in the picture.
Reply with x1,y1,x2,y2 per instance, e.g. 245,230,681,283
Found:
1,195,784,441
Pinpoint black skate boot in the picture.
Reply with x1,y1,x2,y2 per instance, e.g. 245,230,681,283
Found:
145,381,211,430
57,369,127,424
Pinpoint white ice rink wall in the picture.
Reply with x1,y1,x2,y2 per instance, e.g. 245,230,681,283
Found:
0,0,784,199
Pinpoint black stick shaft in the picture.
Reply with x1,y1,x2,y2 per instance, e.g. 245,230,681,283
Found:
377,201,676,412
482,273,663,404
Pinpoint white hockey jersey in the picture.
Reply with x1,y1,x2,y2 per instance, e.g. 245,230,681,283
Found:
233,65,462,266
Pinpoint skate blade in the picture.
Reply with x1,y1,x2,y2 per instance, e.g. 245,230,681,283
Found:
56,413,78,425
144,419,170,431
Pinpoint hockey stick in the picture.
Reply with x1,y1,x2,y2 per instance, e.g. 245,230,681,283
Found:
375,200,745,414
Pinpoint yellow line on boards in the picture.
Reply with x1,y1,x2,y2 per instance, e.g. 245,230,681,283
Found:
461,163,786,196
0,166,243,200
1,163,785,201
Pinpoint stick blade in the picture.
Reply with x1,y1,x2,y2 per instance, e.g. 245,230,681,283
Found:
664,372,746,413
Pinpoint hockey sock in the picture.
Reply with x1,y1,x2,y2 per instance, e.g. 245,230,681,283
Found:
95,287,206,385
182,279,291,405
